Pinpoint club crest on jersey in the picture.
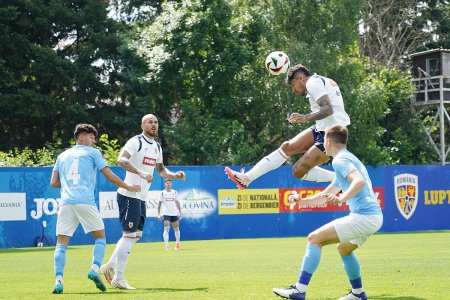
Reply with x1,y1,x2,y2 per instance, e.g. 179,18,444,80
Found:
394,173,418,220
128,222,134,228
142,157,156,166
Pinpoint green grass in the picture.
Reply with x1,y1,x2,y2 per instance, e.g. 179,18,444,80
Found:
0,232,448,299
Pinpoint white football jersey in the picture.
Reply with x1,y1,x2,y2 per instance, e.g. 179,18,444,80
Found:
159,189,179,216
306,74,351,131
117,134,163,201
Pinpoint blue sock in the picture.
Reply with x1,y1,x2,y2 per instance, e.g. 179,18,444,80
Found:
54,244,67,277
298,244,322,285
92,238,106,269
341,253,362,289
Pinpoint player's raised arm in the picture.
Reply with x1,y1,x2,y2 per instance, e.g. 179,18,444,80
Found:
117,149,153,183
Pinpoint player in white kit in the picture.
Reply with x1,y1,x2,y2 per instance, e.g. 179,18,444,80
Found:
157,179,182,250
225,64,351,189
100,114,185,290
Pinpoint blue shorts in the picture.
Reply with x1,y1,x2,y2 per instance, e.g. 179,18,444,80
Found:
310,125,325,152
163,215,179,223
117,193,146,232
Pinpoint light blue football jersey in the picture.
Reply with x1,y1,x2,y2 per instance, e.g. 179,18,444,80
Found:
53,145,107,205
331,149,382,215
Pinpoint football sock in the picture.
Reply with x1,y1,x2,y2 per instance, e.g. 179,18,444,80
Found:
91,238,106,273
163,227,170,245
174,228,180,243
302,166,335,182
341,253,364,294
55,275,64,285
246,148,288,181
54,244,67,277
297,244,322,292
115,237,134,279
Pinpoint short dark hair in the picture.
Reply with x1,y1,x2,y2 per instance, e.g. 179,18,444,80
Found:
285,64,311,84
326,125,348,145
74,124,98,140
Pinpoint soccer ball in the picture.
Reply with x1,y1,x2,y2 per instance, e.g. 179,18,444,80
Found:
265,51,290,76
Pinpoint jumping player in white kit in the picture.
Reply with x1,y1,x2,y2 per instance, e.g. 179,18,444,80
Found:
100,114,185,290
225,63,351,188
157,179,182,250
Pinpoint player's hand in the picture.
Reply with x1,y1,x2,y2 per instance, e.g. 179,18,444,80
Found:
157,215,162,221
138,170,154,183
173,171,186,180
325,193,342,205
287,113,308,124
126,184,141,192
179,212,183,220
288,191,301,210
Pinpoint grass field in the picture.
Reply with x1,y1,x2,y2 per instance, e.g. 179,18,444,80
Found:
0,231,448,299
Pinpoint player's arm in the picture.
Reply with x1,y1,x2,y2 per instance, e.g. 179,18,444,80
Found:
326,169,365,205
100,167,141,192
157,200,162,220
50,171,61,188
175,200,182,218
304,95,333,121
155,163,186,180
117,149,153,183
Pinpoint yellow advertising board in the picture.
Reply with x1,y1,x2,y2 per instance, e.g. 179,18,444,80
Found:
218,189,279,214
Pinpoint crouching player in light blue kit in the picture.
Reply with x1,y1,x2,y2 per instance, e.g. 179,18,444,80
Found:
273,125,383,300
50,124,140,294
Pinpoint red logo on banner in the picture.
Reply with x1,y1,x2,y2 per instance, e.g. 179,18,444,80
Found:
142,157,156,166
279,187,384,213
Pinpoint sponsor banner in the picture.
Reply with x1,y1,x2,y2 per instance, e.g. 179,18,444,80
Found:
99,191,161,219
178,189,216,218
279,187,385,213
218,189,279,215
0,193,27,221
30,198,61,219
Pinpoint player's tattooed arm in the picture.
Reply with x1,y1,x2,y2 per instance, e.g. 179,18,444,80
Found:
306,95,334,121
117,150,139,174
156,163,186,180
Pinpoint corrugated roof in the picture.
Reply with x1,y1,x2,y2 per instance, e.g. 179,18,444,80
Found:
410,48,450,57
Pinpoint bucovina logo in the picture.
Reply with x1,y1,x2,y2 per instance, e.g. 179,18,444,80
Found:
394,174,418,220
31,198,62,219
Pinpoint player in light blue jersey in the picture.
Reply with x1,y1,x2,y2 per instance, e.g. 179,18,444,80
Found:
273,125,383,300
50,124,140,294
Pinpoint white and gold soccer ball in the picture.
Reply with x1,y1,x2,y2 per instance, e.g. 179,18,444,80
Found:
265,51,290,76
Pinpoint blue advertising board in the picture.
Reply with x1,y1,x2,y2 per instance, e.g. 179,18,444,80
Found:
0,165,449,248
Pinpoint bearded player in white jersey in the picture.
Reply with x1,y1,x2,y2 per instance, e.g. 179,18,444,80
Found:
225,63,351,189
100,114,185,290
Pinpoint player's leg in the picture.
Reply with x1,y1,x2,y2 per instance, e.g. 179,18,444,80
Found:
163,217,171,250
77,204,107,292
336,214,383,300
172,218,181,250
292,126,334,182
273,222,339,299
52,205,78,294
225,127,314,189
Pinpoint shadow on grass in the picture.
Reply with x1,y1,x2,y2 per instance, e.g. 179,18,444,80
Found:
370,296,427,300
0,247,56,254
145,287,209,293
62,287,209,295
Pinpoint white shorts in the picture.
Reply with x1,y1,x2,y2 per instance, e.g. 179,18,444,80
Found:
330,213,383,248
56,204,104,236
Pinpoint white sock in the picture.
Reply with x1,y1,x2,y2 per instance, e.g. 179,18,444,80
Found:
246,148,288,181
295,282,307,293
107,239,121,268
174,228,180,243
90,264,99,273
301,166,335,182
163,227,170,246
55,275,63,285
352,288,364,294
114,237,134,279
